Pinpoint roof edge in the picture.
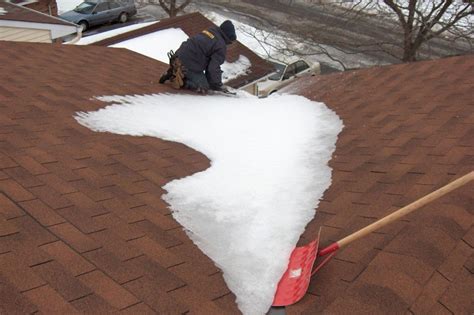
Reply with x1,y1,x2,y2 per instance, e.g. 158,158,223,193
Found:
1,1,77,27
92,12,205,47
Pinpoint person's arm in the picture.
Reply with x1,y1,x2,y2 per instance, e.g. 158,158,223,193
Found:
206,46,226,90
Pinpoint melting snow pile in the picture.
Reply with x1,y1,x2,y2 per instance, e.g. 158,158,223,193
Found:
75,92,343,315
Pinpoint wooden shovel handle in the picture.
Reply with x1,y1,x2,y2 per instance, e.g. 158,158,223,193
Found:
319,171,474,256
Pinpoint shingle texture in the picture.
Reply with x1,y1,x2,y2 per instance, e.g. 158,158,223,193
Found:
92,12,275,89
0,40,240,314
0,38,472,315
286,55,474,314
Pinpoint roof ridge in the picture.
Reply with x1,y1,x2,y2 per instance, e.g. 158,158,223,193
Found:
92,12,208,47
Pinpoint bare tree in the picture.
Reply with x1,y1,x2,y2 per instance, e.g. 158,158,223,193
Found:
236,24,359,70
284,0,473,63
158,0,192,17
214,0,472,70
347,0,473,62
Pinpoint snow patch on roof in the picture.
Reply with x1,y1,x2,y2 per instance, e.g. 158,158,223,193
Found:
222,55,251,83
75,92,343,315
74,21,158,45
109,27,188,63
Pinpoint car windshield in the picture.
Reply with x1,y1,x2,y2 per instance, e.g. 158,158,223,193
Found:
74,1,96,13
268,63,286,81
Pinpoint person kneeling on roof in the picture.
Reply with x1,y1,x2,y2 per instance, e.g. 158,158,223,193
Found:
159,20,237,94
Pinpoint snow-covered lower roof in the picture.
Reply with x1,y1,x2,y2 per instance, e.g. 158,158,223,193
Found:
74,22,158,45
90,12,275,88
109,28,189,64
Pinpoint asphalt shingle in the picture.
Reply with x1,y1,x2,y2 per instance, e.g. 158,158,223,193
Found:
287,54,474,314
0,38,472,314
0,40,232,313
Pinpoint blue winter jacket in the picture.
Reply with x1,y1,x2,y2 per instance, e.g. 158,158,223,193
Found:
176,26,232,89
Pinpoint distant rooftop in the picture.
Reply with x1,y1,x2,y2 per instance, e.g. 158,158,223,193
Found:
0,1,73,26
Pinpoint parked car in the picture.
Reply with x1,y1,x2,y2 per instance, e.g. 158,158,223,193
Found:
256,58,320,98
59,0,137,32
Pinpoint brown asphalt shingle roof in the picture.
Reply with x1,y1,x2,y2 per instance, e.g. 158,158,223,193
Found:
0,40,240,314
91,12,275,89
0,37,472,314
0,1,72,26
286,55,474,314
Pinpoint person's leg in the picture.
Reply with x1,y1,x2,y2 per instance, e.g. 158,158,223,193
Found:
184,71,210,93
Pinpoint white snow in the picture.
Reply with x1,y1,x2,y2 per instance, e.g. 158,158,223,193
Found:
56,0,83,15
206,12,284,62
334,0,473,31
75,92,343,315
110,28,189,63
222,55,252,82
205,11,380,70
73,22,158,45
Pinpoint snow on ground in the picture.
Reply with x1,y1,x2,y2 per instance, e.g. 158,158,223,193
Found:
206,12,286,62
56,0,82,14
73,22,158,45
75,92,343,315
335,0,473,31
205,11,380,70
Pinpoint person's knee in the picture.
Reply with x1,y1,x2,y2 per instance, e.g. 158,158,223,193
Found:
185,72,209,91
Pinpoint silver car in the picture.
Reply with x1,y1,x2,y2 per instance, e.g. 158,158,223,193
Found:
59,0,137,31
256,59,321,98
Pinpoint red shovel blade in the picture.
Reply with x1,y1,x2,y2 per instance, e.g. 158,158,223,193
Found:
272,238,319,306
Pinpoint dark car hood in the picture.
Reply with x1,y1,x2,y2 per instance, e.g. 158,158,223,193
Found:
59,10,86,23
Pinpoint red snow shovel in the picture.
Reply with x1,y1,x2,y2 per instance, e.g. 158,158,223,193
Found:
272,171,474,307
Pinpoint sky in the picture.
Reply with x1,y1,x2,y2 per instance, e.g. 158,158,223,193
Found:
75,92,343,314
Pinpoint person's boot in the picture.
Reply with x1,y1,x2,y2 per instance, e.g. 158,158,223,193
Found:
160,50,177,85
170,58,185,89
159,70,172,84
